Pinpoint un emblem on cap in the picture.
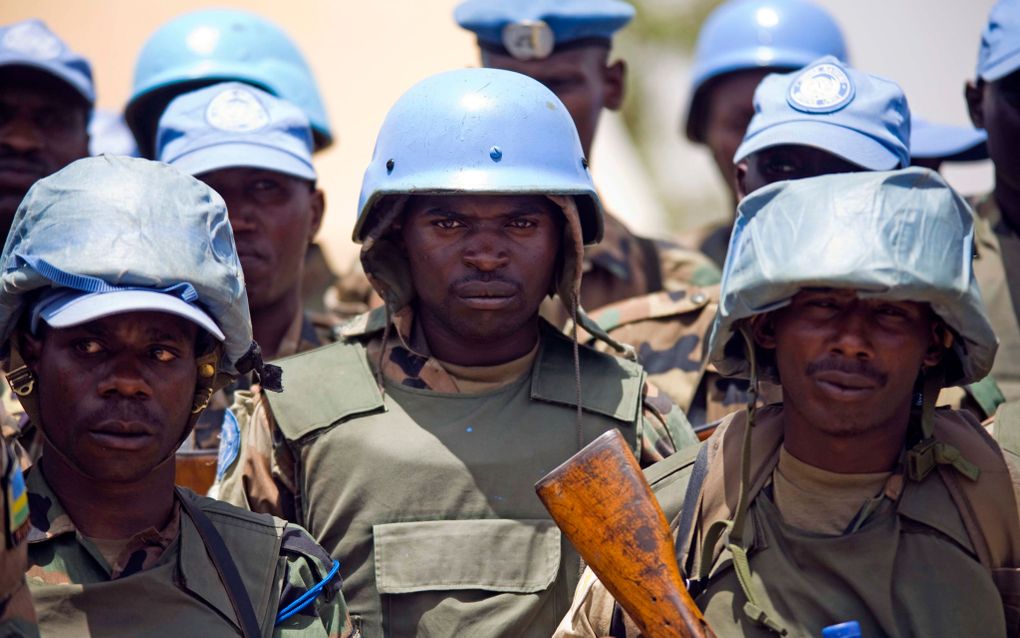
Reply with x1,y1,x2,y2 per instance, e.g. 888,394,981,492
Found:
502,20,555,61
206,88,270,133
787,62,855,114
2,22,63,60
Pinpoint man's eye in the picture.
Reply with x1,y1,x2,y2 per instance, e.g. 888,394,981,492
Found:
251,179,280,192
73,339,103,355
806,299,838,310
876,305,908,319
765,160,798,175
433,219,463,230
508,218,537,229
150,348,178,363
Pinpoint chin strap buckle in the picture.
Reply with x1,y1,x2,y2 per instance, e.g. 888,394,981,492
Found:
5,366,35,397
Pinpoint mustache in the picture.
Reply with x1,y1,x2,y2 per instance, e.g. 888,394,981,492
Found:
0,148,50,173
804,358,888,386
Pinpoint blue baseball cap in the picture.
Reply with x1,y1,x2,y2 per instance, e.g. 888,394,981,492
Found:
455,0,634,60
734,56,910,170
0,19,94,104
910,118,988,163
156,82,316,181
978,0,1020,81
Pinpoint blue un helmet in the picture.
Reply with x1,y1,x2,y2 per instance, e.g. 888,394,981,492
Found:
685,0,847,142
708,167,997,388
355,68,605,327
125,8,332,158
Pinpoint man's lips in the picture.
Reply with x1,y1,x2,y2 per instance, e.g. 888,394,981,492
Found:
812,370,880,400
454,280,519,309
87,421,158,451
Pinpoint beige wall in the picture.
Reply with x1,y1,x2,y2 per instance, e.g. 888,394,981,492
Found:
2,0,479,268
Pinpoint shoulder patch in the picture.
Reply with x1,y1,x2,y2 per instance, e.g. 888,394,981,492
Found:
215,409,240,483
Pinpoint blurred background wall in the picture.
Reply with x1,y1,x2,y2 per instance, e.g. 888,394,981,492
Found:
1,0,996,268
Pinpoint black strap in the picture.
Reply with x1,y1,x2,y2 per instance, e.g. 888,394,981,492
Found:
676,443,710,578
636,236,664,293
177,489,263,638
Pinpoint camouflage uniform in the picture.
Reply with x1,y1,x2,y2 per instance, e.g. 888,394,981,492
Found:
572,285,753,427
545,213,721,326
971,194,1020,403
24,470,354,638
0,436,35,637
216,304,697,635
676,222,731,272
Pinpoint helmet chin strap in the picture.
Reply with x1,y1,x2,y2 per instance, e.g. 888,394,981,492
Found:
4,337,227,478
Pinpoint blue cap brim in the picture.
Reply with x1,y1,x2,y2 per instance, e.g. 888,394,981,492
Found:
734,119,902,170
981,48,1020,81
169,142,316,181
34,289,225,341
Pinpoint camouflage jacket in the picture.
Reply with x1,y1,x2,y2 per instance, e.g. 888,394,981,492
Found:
542,212,720,326
0,437,34,637
572,286,753,428
971,194,1020,404
216,305,698,523
675,220,731,272
24,469,355,637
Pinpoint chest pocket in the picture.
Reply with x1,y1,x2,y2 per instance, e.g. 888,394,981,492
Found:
373,519,561,637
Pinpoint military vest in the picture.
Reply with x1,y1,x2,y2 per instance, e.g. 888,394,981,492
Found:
636,405,1020,637
29,489,289,637
266,329,648,637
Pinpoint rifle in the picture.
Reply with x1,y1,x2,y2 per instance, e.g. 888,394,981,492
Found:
536,429,713,638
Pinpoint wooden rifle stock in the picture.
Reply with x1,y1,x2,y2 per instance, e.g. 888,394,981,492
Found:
536,429,713,638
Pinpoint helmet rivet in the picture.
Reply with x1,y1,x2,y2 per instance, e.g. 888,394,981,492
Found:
581,157,589,169
489,146,503,162
198,363,216,379
385,159,395,173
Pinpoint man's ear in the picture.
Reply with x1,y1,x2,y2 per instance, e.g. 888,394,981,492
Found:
603,59,626,111
307,188,325,243
749,313,778,350
966,80,985,129
18,330,43,369
735,161,750,200
923,320,948,369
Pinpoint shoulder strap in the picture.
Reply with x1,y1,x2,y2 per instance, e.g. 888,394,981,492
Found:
675,443,710,577
177,488,262,638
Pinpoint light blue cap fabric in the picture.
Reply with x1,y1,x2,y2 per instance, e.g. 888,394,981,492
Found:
910,118,988,162
455,0,634,59
708,167,997,387
156,82,316,181
978,0,1020,81
89,109,140,157
733,56,910,170
0,156,256,378
0,19,93,104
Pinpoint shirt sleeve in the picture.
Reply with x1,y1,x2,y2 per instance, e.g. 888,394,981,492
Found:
213,389,299,523
638,380,700,466
553,566,619,638
274,525,357,638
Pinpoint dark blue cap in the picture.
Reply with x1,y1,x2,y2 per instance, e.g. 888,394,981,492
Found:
455,0,634,60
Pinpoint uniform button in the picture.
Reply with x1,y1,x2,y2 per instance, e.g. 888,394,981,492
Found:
691,292,707,305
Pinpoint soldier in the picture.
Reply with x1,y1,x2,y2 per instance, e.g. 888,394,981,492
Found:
4,155,353,637
677,0,847,268
556,168,1019,637
155,83,337,489
579,57,912,427
217,68,697,636
126,8,346,318
454,0,721,320
0,19,91,245
0,437,34,637
966,0,1020,403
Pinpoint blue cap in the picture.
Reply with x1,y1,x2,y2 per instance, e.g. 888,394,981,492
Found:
0,19,94,104
822,621,862,638
978,0,1020,81
156,82,316,181
910,117,988,163
734,56,910,170
89,109,140,157
455,0,634,60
